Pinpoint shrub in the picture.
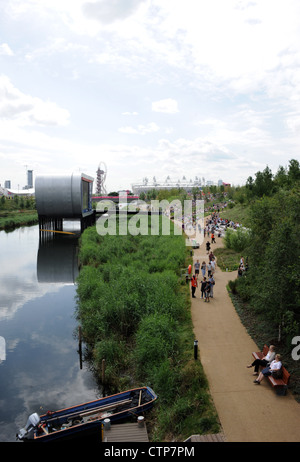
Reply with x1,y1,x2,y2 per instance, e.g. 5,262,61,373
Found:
224,228,251,252
135,313,179,379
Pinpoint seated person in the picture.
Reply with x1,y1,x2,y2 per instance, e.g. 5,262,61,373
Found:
253,354,282,384
247,345,275,375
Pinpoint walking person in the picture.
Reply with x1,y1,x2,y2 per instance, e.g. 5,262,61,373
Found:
207,261,212,277
206,241,211,254
201,261,206,278
204,280,210,302
211,258,216,275
194,260,200,278
200,277,207,299
209,274,215,298
191,274,198,298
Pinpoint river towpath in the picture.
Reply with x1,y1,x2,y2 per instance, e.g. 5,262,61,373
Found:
190,234,300,442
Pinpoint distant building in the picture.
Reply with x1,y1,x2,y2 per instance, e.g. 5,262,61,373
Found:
131,176,203,195
27,170,33,189
4,180,11,189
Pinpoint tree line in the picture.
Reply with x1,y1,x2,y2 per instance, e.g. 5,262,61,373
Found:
226,159,300,349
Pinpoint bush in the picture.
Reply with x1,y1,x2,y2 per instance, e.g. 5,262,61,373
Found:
224,228,251,252
135,313,179,379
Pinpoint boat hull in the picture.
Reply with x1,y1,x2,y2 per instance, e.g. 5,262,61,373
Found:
26,386,156,442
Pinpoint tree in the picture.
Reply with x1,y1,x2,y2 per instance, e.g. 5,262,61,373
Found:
253,166,273,197
287,159,300,183
246,187,300,345
274,165,288,190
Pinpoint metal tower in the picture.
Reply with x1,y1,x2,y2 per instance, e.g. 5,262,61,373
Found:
96,162,107,195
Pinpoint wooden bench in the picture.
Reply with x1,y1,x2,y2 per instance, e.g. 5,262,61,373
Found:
252,345,290,396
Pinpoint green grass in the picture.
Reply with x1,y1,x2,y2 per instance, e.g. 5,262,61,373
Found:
76,215,221,441
214,247,241,272
0,211,38,230
219,203,251,227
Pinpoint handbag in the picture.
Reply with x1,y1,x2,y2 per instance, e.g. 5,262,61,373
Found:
271,368,283,379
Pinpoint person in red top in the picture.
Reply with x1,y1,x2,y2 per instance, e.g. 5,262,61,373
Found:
191,275,198,298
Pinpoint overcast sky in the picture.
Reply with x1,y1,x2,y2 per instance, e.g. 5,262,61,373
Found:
1,0,300,192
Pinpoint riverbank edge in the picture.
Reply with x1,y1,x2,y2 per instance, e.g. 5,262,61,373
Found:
0,211,38,231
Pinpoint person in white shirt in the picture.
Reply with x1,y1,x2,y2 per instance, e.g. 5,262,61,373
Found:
254,354,282,384
247,345,276,375
210,259,216,274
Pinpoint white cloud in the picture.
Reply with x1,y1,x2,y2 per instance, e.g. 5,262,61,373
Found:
0,43,14,56
82,0,147,24
118,122,159,135
152,98,179,114
0,75,70,126
122,111,139,116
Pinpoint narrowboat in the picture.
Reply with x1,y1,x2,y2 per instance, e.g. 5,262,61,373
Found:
17,386,157,442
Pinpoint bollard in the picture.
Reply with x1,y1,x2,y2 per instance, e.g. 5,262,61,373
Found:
104,418,111,430
194,340,198,360
137,416,144,428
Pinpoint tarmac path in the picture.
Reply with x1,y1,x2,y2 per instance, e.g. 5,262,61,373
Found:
190,235,300,442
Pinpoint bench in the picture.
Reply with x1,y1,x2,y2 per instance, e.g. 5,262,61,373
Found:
252,345,290,396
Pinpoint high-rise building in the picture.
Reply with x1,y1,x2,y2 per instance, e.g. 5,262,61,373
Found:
27,170,33,189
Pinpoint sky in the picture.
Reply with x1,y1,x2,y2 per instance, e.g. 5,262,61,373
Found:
1,0,300,193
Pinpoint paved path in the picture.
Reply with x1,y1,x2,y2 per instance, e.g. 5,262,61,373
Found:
190,236,300,442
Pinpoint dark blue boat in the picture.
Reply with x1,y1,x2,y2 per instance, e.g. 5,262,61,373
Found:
17,386,157,442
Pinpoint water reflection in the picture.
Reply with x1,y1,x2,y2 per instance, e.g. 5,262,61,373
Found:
37,235,79,283
0,224,98,442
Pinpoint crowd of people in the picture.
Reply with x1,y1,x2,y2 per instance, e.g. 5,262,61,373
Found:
190,215,219,302
190,213,246,302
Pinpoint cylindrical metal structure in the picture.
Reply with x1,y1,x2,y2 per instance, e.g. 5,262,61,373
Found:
35,173,93,218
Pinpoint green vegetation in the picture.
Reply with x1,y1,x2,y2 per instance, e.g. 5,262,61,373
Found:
215,159,300,399
217,203,251,227
214,247,242,272
0,195,38,230
76,215,220,441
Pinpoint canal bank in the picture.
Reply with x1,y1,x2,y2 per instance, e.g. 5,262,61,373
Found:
0,223,99,442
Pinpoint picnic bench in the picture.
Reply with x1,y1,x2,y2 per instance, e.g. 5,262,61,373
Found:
252,345,290,396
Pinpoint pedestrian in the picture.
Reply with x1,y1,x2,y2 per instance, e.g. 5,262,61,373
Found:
191,274,198,298
208,251,214,262
207,261,212,277
204,279,210,302
211,233,216,243
201,261,206,278
211,258,216,274
200,277,207,299
237,265,243,277
209,274,215,297
194,260,200,278
206,241,211,253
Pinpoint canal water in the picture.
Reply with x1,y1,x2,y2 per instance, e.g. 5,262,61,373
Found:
0,223,99,442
